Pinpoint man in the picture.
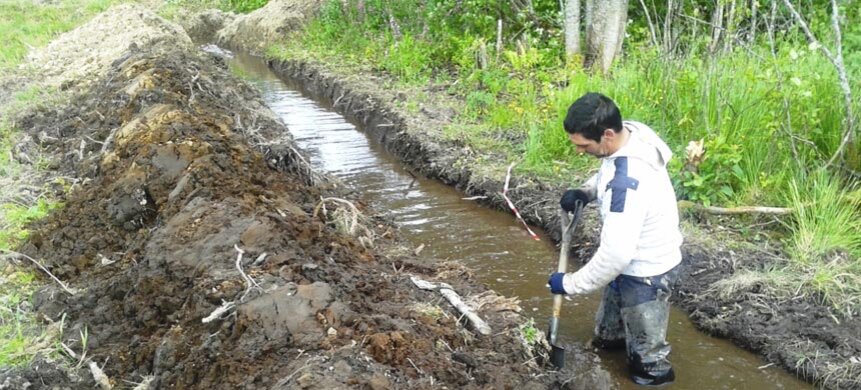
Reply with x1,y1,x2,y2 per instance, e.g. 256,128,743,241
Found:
547,92,683,386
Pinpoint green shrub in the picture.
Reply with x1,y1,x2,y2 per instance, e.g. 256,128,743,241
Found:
222,0,267,13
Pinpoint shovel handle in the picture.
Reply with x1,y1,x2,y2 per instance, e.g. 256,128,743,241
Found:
551,205,581,318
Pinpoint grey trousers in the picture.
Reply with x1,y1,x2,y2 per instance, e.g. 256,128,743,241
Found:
593,266,679,375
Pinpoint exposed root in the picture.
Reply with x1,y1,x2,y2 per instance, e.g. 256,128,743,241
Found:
201,300,236,324
313,197,375,248
234,244,261,300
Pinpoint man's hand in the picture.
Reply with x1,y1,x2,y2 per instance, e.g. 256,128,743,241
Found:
548,272,567,295
561,189,590,213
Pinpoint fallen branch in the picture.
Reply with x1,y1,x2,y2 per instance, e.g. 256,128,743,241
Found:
1,249,77,295
411,276,491,335
677,200,792,216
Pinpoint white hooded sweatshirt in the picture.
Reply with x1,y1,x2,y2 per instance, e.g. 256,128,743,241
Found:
562,121,683,295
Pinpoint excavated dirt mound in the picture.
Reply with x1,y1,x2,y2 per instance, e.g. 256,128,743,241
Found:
178,9,237,43
25,3,191,91
216,0,324,53
2,38,614,390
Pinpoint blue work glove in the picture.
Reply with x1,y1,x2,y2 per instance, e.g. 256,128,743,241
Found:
548,272,567,295
560,189,589,213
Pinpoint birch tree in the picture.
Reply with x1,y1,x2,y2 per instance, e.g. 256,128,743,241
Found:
584,0,629,73
564,0,581,58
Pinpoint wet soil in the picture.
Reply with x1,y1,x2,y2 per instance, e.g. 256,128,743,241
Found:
266,57,861,389
2,43,614,389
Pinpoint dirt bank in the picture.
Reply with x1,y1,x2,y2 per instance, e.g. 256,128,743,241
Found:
1,8,615,389
215,0,324,55
266,57,861,389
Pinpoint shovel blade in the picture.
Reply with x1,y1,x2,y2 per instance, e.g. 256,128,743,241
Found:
546,317,565,369
550,344,565,369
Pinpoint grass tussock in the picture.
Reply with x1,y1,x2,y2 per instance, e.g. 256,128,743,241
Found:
0,269,64,367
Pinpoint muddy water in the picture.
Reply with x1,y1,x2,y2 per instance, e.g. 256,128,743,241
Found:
226,52,810,389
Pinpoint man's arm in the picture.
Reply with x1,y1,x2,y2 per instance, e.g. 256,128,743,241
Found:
562,159,649,294
581,173,598,201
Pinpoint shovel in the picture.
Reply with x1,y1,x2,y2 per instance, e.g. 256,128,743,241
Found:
547,202,583,369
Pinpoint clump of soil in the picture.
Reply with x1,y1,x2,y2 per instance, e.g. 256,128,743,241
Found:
216,0,324,53
5,32,613,390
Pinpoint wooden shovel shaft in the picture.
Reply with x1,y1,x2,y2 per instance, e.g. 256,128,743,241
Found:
552,209,574,318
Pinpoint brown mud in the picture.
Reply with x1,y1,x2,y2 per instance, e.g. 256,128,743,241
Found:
266,58,861,389
1,40,614,389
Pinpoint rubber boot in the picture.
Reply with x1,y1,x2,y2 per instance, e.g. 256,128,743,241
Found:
621,288,674,386
592,282,626,350
630,366,675,386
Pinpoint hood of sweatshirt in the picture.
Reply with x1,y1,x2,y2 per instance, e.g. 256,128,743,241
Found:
610,121,673,169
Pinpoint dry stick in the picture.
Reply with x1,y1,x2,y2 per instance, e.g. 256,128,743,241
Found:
1,249,76,295
783,0,855,169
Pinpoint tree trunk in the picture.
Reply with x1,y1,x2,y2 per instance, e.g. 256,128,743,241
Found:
584,0,628,73
663,0,678,54
723,0,737,52
709,1,725,54
356,0,366,24
584,0,594,67
749,0,758,42
564,0,581,58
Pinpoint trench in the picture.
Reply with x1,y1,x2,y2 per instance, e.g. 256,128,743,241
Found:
225,51,810,389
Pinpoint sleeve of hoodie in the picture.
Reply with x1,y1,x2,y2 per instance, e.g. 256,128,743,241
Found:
580,173,598,201
563,157,649,294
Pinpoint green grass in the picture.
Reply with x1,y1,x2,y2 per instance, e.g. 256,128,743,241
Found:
518,317,540,345
783,172,861,313
0,269,62,367
0,0,119,71
0,198,60,251
0,0,111,368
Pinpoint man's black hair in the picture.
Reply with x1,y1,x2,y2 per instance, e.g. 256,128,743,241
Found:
563,92,623,143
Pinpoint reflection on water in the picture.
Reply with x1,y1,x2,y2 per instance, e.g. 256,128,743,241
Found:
227,51,811,390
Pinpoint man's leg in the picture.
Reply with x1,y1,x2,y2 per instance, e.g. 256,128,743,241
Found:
618,267,678,386
592,282,626,349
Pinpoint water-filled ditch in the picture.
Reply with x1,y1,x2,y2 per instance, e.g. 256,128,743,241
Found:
226,51,810,389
